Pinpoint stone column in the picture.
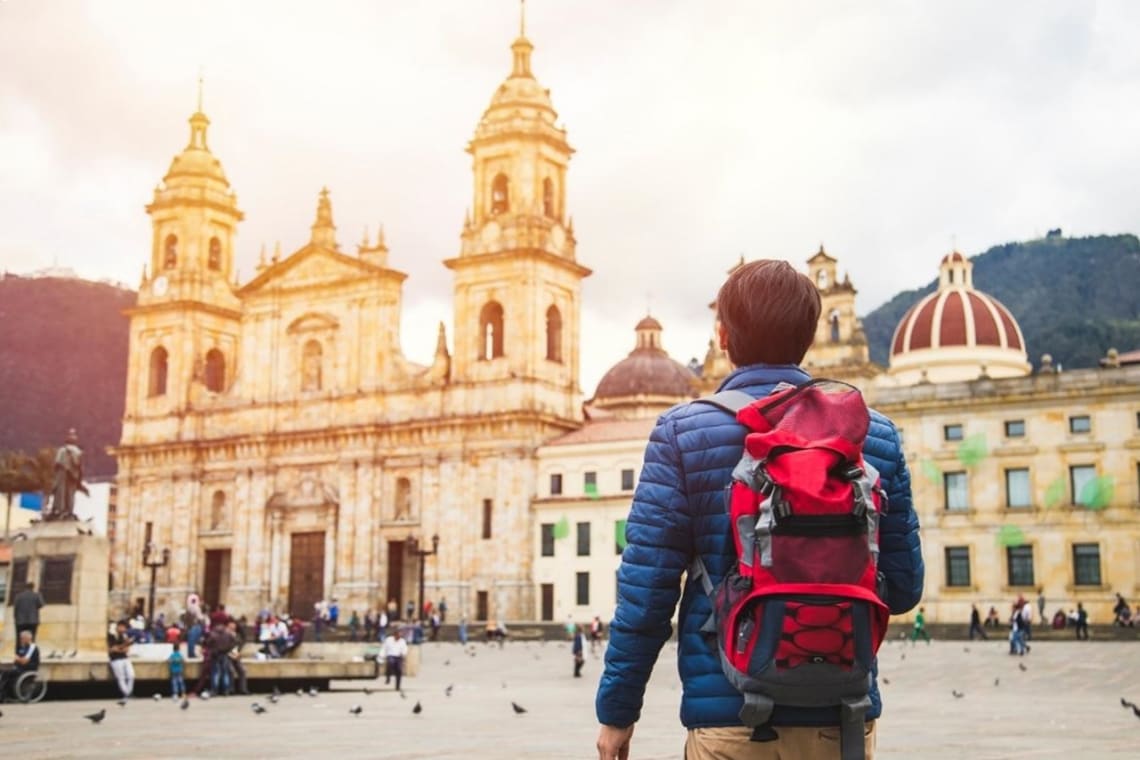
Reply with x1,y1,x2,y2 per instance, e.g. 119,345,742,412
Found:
269,511,284,611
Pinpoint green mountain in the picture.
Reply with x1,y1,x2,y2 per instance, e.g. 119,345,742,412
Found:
862,234,1140,369
0,274,136,478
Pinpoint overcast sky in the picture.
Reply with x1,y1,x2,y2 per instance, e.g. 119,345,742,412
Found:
3,1,1140,393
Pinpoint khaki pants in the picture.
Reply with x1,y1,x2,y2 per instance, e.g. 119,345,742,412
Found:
685,722,876,760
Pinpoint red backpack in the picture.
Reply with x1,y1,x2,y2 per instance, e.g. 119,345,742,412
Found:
691,380,889,760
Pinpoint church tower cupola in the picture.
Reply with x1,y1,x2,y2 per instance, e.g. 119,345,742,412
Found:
310,187,338,250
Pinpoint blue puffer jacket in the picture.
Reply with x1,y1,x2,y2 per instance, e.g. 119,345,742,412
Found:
596,364,924,729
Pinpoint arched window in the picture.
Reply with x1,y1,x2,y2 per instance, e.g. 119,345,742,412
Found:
208,237,222,271
394,477,412,520
301,340,323,391
816,269,828,289
545,305,563,362
148,346,168,397
542,177,554,218
210,490,227,531
204,348,225,392
479,301,504,360
829,310,841,343
164,235,178,269
491,173,509,216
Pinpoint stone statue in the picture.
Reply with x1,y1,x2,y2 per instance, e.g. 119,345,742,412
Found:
47,429,89,521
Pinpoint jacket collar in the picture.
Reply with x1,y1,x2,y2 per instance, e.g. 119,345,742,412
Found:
717,364,811,392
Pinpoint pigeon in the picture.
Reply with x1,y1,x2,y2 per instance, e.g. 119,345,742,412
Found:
445,684,454,697
268,694,279,704
882,678,890,685
952,690,965,699
180,699,190,710
363,687,373,696
67,650,78,658
994,679,1000,687
117,698,128,707
1133,705,1140,719
199,692,212,701
349,705,363,715
153,693,162,701
900,653,906,661
84,709,106,724
412,701,422,715
296,689,304,697
963,647,970,653
251,703,267,715
1122,698,1135,709
308,687,319,697
512,702,528,714
272,686,282,698
444,659,450,666
1018,663,1028,672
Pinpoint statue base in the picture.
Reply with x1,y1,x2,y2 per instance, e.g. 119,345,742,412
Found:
5,522,109,655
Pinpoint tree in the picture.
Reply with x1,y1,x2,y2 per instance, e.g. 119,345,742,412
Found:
0,449,53,538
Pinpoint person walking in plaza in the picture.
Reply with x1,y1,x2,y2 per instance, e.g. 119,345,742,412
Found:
968,604,987,640
1036,588,1046,625
12,582,45,646
382,627,408,692
911,606,932,645
589,615,604,655
572,625,586,678
108,619,135,704
457,616,468,646
1075,602,1090,640
168,641,186,699
595,260,923,760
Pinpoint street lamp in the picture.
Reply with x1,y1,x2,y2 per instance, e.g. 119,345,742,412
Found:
408,533,440,622
142,541,171,625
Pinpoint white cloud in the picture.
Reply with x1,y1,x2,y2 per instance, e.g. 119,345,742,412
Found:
3,0,1140,394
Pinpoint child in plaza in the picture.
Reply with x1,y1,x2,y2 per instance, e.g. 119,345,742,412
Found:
168,641,186,698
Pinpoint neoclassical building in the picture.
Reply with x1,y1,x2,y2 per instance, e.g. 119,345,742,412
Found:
112,25,589,621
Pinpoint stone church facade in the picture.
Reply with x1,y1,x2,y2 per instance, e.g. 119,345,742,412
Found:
111,28,587,621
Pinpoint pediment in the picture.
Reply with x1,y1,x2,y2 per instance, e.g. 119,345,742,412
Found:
240,244,387,295
287,311,340,334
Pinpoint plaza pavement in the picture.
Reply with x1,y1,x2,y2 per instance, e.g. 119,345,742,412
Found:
0,638,1136,758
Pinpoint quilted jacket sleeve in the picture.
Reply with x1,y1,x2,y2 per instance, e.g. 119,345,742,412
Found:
875,419,924,615
595,415,691,728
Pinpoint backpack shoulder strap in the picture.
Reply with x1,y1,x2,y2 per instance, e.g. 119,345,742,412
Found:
693,389,756,414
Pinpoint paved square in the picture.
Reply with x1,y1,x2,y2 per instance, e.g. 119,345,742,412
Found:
0,640,1136,758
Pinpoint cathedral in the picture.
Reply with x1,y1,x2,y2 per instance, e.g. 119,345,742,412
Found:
112,24,587,621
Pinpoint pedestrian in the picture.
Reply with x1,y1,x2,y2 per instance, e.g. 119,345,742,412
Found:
108,619,135,704
0,630,40,697
430,612,441,642
911,606,932,645
382,628,408,691
363,610,375,642
405,599,415,621
1019,598,1033,641
13,582,45,646
328,598,340,627
168,641,186,698
589,615,604,655
377,609,389,642
349,610,360,642
225,620,250,695
187,617,203,658
595,260,923,760
457,616,468,646
968,604,987,640
1009,609,1028,655
207,623,236,696
1075,602,1090,640
572,625,585,678
1036,588,1046,625
439,597,448,623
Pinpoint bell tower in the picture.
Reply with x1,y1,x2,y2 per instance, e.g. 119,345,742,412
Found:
445,9,590,420
124,84,243,420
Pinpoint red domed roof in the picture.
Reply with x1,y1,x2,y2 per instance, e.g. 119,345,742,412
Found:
891,288,1024,356
635,315,663,331
940,250,966,265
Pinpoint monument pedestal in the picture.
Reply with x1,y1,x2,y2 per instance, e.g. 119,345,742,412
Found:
5,522,109,655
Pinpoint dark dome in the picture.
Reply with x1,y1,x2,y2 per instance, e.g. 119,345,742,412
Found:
594,351,695,400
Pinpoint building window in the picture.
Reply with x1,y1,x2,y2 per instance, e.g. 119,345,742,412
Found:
550,473,562,496
545,305,563,363
621,469,635,491
577,522,591,557
1005,468,1031,509
943,471,968,511
584,470,597,497
208,236,222,270
1007,545,1034,587
944,424,964,442
479,301,505,359
39,556,74,605
615,519,627,555
576,571,590,606
1070,465,1097,506
148,346,169,397
1004,420,1025,438
1069,415,1091,434
1072,543,1102,586
204,348,225,393
542,177,554,217
491,173,509,215
540,523,555,557
163,234,178,269
394,477,412,520
209,490,227,531
481,499,493,540
301,340,323,391
829,310,840,343
944,546,971,587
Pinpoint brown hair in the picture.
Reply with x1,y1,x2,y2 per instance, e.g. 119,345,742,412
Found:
715,259,821,366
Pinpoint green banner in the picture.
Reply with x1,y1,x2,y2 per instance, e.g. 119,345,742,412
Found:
615,519,628,552
552,515,570,540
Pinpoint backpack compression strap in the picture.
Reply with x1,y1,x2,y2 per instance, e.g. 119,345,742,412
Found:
692,389,759,415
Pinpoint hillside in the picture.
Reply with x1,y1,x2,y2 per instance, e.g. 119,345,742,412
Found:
862,234,1140,369
0,275,136,478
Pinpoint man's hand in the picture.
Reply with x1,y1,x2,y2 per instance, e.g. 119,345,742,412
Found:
597,723,635,760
